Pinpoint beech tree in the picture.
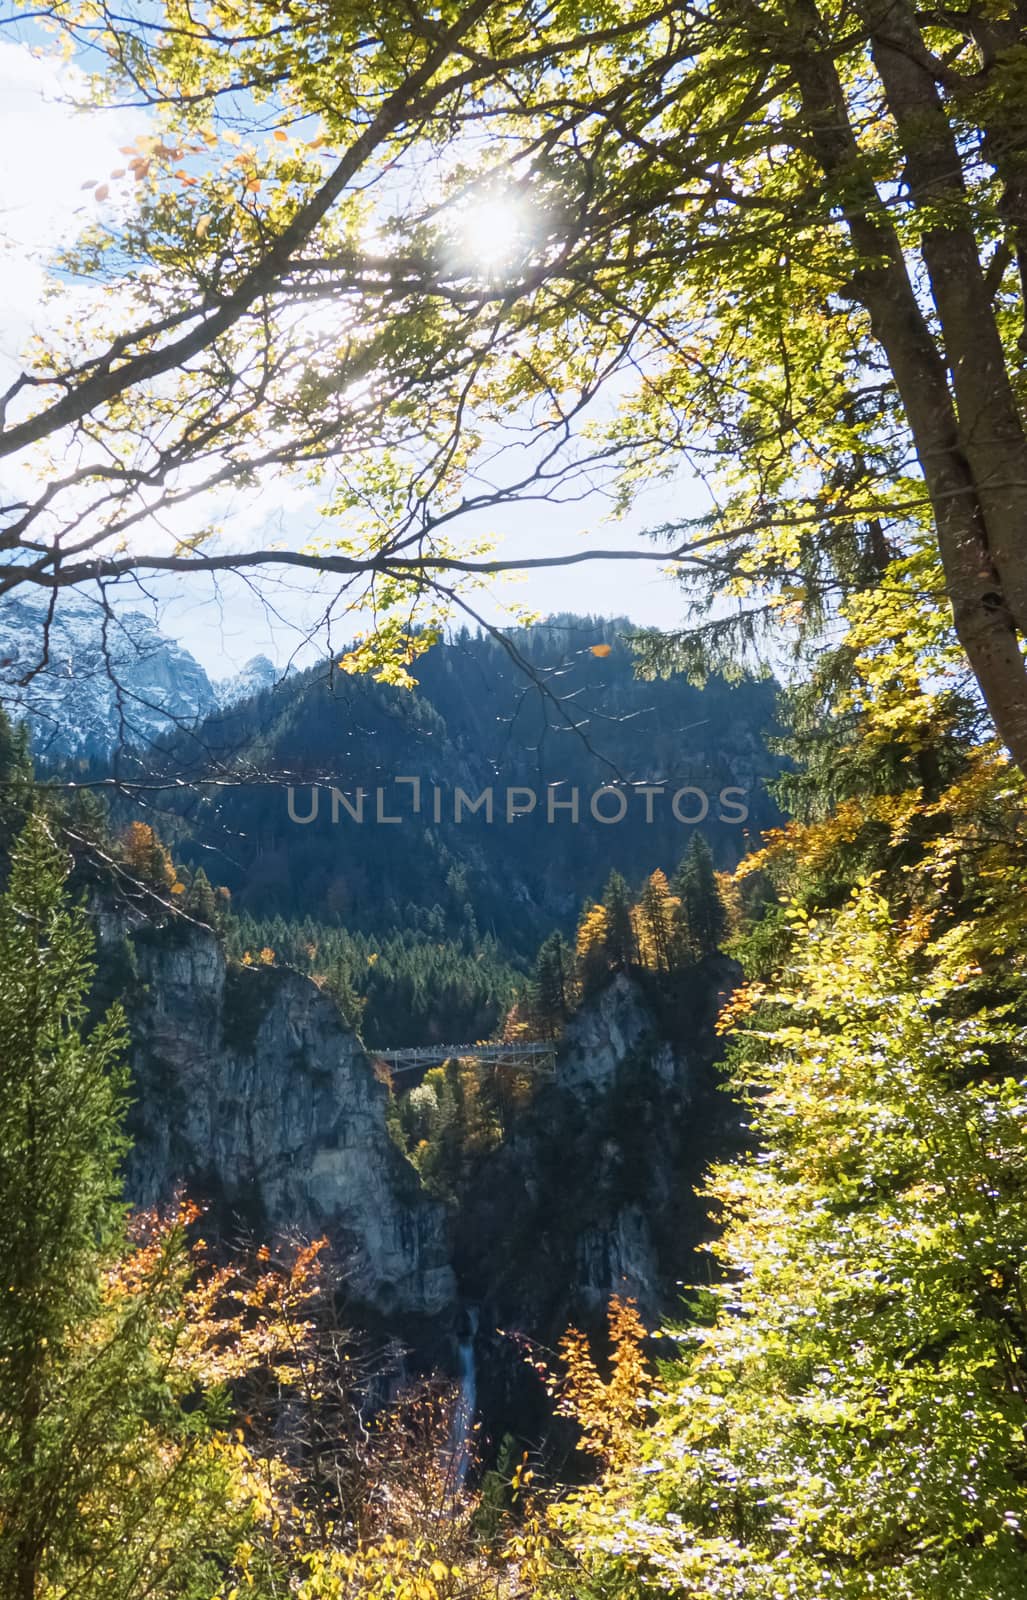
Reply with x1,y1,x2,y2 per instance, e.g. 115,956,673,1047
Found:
0,0,684,691
553,882,1027,1599
5,0,1027,773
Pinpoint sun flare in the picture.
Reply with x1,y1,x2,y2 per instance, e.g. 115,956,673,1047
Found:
457,194,532,273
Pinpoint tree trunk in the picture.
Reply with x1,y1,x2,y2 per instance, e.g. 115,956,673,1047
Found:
859,0,1027,635
788,0,1027,773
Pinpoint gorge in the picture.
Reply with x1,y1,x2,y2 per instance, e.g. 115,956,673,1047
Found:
92,889,740,1467
4,608,769,1474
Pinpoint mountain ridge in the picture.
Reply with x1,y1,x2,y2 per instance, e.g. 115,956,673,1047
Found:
127,615,782,951
0,590,287,759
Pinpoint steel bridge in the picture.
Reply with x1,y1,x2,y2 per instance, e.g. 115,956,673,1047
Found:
373,1039,556,1075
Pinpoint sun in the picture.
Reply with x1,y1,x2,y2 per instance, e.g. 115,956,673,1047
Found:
457,194,533,274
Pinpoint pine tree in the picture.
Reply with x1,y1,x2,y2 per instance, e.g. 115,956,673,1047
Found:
673,834,726,960
602,870,636,969
0,704,32,855
184,865,217,924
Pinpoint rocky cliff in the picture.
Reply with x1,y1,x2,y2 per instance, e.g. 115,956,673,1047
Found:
94,909,455,1320
455,963,739,1336
437,964,738,1459
90,894,736,1467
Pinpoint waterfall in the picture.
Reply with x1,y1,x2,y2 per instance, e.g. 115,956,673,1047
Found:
448,1305,478,1493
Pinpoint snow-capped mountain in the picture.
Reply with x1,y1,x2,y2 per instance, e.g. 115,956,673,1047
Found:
214,652,281,708
0,590,281,762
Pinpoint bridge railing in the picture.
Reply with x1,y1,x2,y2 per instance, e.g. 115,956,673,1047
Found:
373,1039,556,1071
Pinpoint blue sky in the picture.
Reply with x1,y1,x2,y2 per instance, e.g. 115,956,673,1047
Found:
0,36,698,675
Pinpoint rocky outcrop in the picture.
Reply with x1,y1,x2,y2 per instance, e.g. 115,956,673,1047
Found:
557,970,679,1099
455,966,737,1337
96,913,455,1319
445,964,738,1457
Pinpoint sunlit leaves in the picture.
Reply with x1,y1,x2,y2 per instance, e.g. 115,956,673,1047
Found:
555,883,1027,1598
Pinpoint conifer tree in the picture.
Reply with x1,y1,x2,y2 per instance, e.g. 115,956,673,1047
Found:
0,815,130,1599
184,866,218,924
0,704,33,855
0,817,253,1600
673,834,727,960
637,870,676,974
602,870,637,970
121,821,176,890
575,902,610,1000
532,931,573,1036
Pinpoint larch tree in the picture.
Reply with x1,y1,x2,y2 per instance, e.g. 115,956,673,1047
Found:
575,900,611,999
636,870,677,974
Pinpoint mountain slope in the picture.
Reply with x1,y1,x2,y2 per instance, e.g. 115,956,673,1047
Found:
113,615,782,951
0,592,283,759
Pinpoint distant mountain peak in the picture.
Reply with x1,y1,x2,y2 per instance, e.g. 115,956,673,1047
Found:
0,591,281,761
214,653,288,707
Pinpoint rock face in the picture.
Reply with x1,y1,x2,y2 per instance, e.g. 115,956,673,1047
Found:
0,592,220,760
91,892,735,1369
557,970,678,1099
449,965,738,1454
97,913,455,1319
456,967,736,1337
0,593,286,761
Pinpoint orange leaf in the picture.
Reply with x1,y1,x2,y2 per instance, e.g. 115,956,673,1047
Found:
94,184,109,202
590,643,613,657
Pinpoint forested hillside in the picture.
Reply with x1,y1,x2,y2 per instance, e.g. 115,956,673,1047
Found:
8,0,1027,1591
100,616,779,954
